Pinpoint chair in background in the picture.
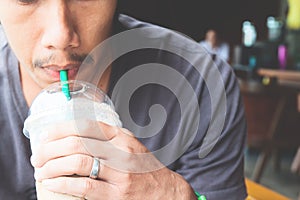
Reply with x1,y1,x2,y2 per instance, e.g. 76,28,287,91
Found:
239,79,300,183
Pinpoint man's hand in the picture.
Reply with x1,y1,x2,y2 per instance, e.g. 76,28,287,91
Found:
31,120,196,199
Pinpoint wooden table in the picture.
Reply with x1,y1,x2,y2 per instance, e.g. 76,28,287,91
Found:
257,68,300,112
257,68,300,88
245,178,290,200
257,68,300,81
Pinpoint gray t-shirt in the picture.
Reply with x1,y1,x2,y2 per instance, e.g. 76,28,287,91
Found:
0,27,36,199
0,14,247,199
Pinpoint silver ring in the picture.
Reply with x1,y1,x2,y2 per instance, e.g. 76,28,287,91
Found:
89,158,100,179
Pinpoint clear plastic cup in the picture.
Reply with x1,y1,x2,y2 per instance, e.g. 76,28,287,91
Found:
23,80,122,200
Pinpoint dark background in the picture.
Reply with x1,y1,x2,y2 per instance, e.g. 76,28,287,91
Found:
118,0,282,46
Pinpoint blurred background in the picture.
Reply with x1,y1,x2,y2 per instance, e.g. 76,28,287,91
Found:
119,0,300,199
118,0,281,49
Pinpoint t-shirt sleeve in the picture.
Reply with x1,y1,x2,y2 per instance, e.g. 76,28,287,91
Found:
174,59,247,200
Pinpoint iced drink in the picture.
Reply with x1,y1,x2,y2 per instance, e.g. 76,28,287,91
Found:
23,81,122,199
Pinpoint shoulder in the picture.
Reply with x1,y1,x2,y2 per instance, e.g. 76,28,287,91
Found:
113,14,235,81
117,14,207,55
114,14,235,91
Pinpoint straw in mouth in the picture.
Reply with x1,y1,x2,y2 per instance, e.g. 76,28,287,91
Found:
60,70,71,100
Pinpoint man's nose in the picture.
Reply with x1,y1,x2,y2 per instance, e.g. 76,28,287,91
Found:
41,2,80,50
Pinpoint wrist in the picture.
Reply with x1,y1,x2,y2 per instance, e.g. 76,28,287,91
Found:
169,171,204,200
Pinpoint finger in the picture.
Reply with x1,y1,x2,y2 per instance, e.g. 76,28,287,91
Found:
42,120,119,142
40,176,118,199
120,128,135,137
34,152,131,184
35,123,161,175
32,136,117,167
34,154,93,181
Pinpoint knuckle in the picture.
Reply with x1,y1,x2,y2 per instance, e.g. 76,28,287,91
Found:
119,180,134,197
125,145,136,154
122,173,134,183
81,178,94,196
72,155,89,172
68,137,83,152
121,140,139,154
120,128,135,137
121,150,135,164
98,123,119,141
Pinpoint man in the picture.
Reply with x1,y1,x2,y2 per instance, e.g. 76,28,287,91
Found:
0,0,247,199
199,29,230,62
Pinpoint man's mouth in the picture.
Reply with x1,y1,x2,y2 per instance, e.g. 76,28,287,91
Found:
41,64,80,80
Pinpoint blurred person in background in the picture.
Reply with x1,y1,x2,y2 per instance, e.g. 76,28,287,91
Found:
199,29,230,62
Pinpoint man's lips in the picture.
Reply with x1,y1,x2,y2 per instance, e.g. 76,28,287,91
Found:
41,64,80,80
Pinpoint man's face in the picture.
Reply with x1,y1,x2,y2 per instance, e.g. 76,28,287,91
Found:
0,0,117,88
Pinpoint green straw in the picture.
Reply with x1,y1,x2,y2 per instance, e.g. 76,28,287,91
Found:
195,191,206,200
60,70,71,100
